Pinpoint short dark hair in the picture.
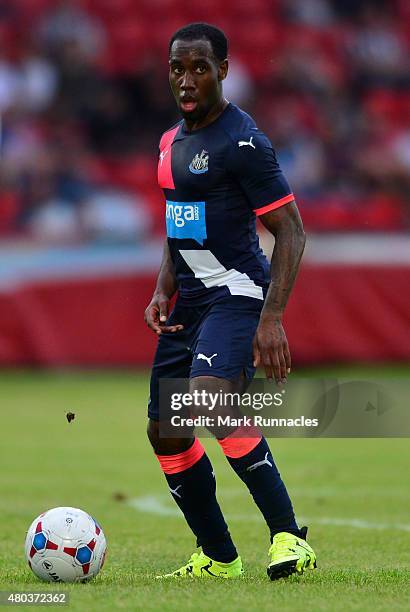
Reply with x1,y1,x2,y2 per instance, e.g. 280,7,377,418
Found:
169,23,228,62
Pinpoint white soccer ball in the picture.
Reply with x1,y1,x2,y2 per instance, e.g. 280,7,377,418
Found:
25,507,107,583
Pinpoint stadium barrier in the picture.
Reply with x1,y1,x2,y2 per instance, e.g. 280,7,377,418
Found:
0,264,408,366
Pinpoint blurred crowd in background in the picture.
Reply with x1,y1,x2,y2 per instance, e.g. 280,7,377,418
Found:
0,0,409,245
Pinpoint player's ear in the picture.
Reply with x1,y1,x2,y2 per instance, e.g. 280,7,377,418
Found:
218,59,228,81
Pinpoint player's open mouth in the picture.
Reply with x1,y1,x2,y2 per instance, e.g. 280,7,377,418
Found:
180,101,198,112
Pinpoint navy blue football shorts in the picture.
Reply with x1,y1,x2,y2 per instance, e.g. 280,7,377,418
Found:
148,294,263,421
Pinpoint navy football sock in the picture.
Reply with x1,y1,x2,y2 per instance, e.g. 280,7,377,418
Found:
160,444,237,563
226,437,301,541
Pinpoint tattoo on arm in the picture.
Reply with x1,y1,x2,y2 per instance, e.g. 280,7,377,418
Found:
259,202,306,318
154,240,177,298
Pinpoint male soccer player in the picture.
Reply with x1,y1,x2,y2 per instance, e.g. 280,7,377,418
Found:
144,23,317,580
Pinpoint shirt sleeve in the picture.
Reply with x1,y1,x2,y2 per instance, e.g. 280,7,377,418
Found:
227,130,294,216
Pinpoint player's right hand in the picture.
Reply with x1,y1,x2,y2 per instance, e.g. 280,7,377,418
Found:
144,294,184,335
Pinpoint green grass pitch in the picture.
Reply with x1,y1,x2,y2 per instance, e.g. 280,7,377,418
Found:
0,368,409,611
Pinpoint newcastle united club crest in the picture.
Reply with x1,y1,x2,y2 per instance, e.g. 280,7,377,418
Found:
189,150,209,174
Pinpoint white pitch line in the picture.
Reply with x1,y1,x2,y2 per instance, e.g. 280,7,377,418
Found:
130,495,180,517
299,516,410,532
128,495,410,533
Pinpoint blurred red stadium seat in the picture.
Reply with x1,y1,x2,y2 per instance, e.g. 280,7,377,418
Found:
83,0,138,21
228,19,281,78
364,91,410,128
102,19,148,73
0,192,19,235
15,0,55,22
301,195,405,232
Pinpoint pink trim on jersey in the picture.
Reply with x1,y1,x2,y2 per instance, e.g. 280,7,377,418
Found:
156,438,205,474
254,193,295,217
218,425,262,458
157,126,179,189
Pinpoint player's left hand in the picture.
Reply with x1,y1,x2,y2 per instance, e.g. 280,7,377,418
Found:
144,294,184,335
252,313,291,384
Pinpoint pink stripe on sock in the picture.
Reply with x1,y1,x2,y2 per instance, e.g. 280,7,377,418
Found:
218,426,262,458
156,438,205,474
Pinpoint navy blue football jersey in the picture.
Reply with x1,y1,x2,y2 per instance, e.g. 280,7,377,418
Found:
157,103,294,304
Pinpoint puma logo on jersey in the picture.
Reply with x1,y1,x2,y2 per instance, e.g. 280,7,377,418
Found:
197,353,218,367
159,149,169,166
169,485,182,499
246,452,273,472
238,136,255,149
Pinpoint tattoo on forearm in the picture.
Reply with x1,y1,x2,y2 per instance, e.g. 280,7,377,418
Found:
263,224,305,316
